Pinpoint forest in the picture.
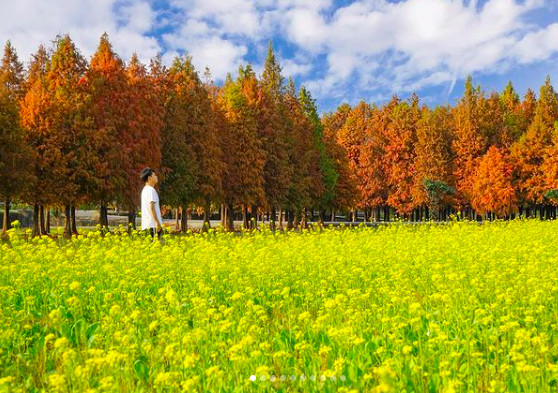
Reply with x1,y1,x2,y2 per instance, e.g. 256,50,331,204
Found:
1,33,557,237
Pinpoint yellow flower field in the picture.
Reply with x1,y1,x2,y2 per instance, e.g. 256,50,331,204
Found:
1,220,558,392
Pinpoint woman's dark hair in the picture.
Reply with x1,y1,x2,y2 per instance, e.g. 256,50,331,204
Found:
140,167,154,183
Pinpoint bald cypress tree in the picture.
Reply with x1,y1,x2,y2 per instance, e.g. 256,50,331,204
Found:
259,43,291,229
283,78,313,228
86,33,130,229
299,86,337,224
0,42,32,234
511,76,558,216
217,66,266,230
412,106,455,220
120,54,163,230
20,45,50,236
47,35,89,236
452,76,488,218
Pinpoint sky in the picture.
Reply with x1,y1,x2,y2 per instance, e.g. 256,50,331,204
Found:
1,0,558,113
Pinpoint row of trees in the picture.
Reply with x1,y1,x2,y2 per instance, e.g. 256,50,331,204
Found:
326,76,558,222
0,34,342,236
1,34,558,236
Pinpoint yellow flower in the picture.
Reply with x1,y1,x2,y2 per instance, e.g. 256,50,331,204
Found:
149,321,159,332
110,305,121,316
54,337,69,349
67,296,80,307
69,281,81,291
0,376,15,385
231,291,243,300
48,374,66,392
165,289,178,305
49,309,63,324
319,345,331,357
205,366,224,379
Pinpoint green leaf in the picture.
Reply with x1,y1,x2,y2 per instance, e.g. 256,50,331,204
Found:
86,322,100,340
86,322,100,347
134,356,149,381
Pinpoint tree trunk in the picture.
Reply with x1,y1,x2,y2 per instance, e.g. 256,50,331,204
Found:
251,204,257,230
39,204,46,235
128,209,137,231
101,204,109,228
242,205,248,229
31,203,40,237
318,210,325,226
180,205,188,233
301,207,307,229
63,205,71,238
2,199,10,235
203,200,211,231
71,206,78,235
46,206,51,234
227,203,234,232
287,209,294,230
271,206,277,231
293,210,300,229
279,207,283,229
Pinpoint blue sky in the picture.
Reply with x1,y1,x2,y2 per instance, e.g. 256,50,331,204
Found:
1,0,558,113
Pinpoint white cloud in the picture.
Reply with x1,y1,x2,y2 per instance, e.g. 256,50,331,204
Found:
0,0,160,66
283,8,328,52
171,0,265,37
281,57,312,78
513,23,558,64
188,37,248,81
117,1,156,33
2,0,558,109
296,0,555,101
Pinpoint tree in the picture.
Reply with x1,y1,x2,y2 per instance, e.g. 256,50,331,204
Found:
412,106,455,220
0,41,32,234
337,100,372,219
299,86,337,224
322,103,359,217
383,94,420,217
511,77,558,214
452,76,488,215
86,33,131,228
499,81,524,147
120,54,163,229
46,35,90,236
283,78,314,228
217,66,266,230
258,43,292,229
541,122,558,215
185,60,222,231
471,146,517,218
20,45,52,236
423,179,455,221
158,56,200,232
